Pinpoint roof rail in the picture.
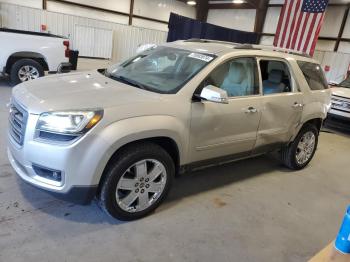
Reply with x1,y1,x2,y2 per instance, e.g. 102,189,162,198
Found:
184,38,238,46
182,39,311,58
235,43,311,58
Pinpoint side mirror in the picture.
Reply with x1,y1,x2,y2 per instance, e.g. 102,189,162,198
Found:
198,85,229,104
106,63,122,75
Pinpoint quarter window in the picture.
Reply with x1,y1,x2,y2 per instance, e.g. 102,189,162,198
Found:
297,61,328,90
201,57,260,97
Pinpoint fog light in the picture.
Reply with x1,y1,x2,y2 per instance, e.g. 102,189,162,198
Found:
32,164,62,182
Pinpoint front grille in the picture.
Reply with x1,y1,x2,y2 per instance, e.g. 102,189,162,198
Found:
9,102,28,146
331,95,350,113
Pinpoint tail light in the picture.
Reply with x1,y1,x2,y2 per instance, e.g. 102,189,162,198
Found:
63,40,70,58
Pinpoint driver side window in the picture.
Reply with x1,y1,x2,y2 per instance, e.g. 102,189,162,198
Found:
201,57,260,97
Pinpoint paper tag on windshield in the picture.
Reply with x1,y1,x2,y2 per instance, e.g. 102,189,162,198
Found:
188,53,214,62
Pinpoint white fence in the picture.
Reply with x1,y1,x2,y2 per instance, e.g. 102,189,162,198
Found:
0,2,167,62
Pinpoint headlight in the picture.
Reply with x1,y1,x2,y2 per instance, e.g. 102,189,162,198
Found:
36,110,103,135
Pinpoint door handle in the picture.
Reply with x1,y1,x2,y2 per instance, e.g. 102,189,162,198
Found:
244,106,258,113
292,102,304,109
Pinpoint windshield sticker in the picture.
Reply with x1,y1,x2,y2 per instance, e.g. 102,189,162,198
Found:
188,53,214,62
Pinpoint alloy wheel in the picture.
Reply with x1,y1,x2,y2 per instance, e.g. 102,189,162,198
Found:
295,131,316,165
18,65,40,82
116,159,167,213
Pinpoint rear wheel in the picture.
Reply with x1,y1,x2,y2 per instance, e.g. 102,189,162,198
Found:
281,124,319,170
98,143,175,221
10,59,44,85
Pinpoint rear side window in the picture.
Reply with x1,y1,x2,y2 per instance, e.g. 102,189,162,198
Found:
259,60,292,94
297,61,328,90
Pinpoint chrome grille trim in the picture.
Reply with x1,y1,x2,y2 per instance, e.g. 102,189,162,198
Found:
9,101,28,146
331,95,350,113
332,94,350,102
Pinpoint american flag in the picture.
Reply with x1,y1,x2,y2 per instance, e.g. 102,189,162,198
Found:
273,0,329,56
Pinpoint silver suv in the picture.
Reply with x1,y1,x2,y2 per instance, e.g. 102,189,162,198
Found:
7,40,331,220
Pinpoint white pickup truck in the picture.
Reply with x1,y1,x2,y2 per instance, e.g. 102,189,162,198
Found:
0,28,71,85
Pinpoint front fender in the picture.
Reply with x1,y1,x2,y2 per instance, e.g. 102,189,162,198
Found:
90,115,188,185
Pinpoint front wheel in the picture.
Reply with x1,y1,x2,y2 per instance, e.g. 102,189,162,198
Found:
98,143,175,221
281,124,319,170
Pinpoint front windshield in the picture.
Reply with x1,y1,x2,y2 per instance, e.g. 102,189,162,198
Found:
340,77,350,88
106,46,216,94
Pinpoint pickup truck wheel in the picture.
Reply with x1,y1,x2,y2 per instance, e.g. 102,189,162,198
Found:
10,59,44,85
281,124,318,170
98,143,175,221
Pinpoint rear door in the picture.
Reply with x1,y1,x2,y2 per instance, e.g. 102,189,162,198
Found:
253,58,303,153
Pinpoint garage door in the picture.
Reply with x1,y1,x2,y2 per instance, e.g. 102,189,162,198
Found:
74,25,113,59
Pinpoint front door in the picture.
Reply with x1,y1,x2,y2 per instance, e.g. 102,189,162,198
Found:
189,57,262,163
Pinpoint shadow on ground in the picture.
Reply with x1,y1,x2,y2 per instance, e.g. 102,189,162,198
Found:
0,77,11,87
16,153,291,224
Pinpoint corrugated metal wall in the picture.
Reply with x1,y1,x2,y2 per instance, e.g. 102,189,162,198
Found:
74,25,114,59
0,2,167,62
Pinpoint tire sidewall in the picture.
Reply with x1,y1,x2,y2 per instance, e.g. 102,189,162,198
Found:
101,145,174,220
290,125,319,169
10,59,44,86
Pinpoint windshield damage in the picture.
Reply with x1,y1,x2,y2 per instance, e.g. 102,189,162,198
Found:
103,46,216,94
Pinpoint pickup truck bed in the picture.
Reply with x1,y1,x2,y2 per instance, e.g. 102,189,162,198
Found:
0,28,65,38
0,28,70,85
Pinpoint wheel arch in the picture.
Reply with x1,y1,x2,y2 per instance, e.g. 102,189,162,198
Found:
302,118,323,132
97,136,180,191
291,117,323,143
6,52,49,73
83,115,187,191
282,117,320,170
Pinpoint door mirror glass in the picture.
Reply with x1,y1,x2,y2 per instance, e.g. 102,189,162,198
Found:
199,85,229,104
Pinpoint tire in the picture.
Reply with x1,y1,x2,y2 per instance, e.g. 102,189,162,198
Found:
10,59,44,85
98,142,175,221
281,124,319,170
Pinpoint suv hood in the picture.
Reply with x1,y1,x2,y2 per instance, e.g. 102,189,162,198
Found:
332,87,350,98
12,70,161,114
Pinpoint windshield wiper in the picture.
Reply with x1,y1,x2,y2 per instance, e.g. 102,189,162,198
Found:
112,75,149,91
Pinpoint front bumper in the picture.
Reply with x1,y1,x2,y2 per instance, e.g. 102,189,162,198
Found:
329,107,350,119
8,148,98,204
325,110,350,129
7,110,108,204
